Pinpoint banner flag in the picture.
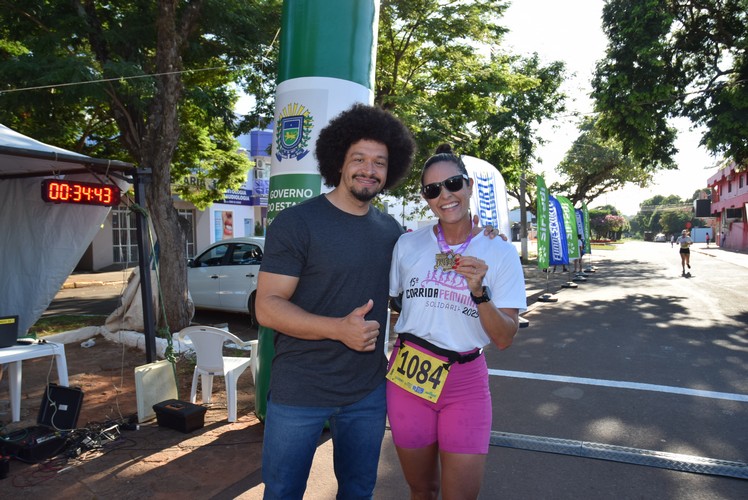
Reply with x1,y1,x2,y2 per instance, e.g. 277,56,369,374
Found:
463,155,511,237
575,208,586,257
581,202,592,254
548,195,569,266
557,196,579,260
536,175,550,269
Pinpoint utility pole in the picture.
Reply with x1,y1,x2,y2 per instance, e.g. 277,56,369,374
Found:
519,169,528,263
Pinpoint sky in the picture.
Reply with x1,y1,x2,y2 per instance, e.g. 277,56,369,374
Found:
501,0,720,216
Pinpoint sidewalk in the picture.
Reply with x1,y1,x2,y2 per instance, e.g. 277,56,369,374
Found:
62,264,135,289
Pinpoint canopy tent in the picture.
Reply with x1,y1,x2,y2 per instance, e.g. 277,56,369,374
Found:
0,124,157,360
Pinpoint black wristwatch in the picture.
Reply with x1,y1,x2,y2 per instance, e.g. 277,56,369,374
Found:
470,286,492,305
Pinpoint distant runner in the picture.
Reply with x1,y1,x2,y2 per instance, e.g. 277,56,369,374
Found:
675,229,693,276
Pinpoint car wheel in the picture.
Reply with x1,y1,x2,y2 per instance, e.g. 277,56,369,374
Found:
249,292,259,328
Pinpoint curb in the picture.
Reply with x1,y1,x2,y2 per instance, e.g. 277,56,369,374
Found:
44,326,173,359
61,279,128,289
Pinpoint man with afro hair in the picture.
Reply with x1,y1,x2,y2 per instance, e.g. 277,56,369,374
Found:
256,103,416,498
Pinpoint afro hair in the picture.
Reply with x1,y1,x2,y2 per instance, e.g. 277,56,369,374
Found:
315,103,416,190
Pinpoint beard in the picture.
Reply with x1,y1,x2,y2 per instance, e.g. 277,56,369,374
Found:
351,186,379,202
349,174,382,202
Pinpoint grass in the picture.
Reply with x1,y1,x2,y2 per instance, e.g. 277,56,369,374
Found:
591,242,616,250
27,314,108,338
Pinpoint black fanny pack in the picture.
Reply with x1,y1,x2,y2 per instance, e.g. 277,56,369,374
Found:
398,332,482,365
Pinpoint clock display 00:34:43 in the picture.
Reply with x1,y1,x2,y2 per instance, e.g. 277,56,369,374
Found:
41,179,121,207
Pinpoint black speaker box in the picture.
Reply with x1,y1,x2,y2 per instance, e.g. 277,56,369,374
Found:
694,199,711,217
38,383,84,430
153,399,207,433
0,384,84,462
1,426,67,462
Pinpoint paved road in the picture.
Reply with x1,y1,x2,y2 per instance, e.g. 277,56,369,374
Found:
473,241,748,499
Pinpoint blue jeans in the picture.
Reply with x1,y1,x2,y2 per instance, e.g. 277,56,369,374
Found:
262,381,386,500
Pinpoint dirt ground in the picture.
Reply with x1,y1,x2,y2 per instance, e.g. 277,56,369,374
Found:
0,335,266,498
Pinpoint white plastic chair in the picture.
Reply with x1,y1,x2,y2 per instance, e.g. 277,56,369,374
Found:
175,326,258,423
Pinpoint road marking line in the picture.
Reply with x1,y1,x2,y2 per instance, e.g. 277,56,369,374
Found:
488,369,748,402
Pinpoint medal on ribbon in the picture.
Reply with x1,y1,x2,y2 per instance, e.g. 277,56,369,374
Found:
434,251,458,270
433,221,473,270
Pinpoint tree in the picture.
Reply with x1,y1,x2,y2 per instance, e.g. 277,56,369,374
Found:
588,205,626,240
552,116,653,206
489,54,566,215
658,210,693,234
590,214,629,241
631,194,702,235
375,0,567,211
0,0,282,332
591,0,747,169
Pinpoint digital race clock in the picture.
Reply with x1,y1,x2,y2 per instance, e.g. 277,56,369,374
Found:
41,179,121,207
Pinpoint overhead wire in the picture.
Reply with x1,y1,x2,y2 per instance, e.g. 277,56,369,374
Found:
0,27,281,97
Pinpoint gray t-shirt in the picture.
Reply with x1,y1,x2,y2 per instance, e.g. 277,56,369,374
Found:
260,195,402,406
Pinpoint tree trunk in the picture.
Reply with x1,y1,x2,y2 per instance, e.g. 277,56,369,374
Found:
149,184,191,333
140,0,192,334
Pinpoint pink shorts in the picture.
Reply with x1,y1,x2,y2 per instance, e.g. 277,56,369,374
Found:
386,340,492,454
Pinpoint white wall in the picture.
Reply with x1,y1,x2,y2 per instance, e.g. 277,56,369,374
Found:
689,227,713,243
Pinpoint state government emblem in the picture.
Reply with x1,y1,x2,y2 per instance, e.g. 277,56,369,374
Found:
276,103,313,161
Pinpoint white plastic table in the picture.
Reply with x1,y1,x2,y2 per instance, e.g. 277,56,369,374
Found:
0,341,69,422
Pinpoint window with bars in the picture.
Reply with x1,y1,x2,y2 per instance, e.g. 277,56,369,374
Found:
112,207,196,262
112,207,139,264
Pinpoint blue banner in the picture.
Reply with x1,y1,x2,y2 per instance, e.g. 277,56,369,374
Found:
557,196,579,260
548,196,569,266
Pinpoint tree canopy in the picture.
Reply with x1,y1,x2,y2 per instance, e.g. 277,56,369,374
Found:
0,0,282,331
376,0,567,209
586,205,629,240
628,194,703,236
553,116,652,206
591,0,748,169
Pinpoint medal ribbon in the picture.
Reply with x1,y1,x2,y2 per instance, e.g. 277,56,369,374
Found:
436,220,473,256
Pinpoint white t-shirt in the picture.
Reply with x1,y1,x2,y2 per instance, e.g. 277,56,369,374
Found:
389,225,527,352
676,235,693,248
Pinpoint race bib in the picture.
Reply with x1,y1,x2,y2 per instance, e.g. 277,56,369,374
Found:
386,343,449,403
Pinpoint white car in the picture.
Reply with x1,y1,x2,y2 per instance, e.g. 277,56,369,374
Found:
654,233,667,242
188,237,265,326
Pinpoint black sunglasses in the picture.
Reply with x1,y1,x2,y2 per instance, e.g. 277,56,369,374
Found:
421,174,469,200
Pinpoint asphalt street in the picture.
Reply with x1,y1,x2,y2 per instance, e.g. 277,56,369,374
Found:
44,241,748,498
476,241,748,498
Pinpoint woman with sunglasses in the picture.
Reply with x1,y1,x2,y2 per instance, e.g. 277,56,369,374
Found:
386,144,526,499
